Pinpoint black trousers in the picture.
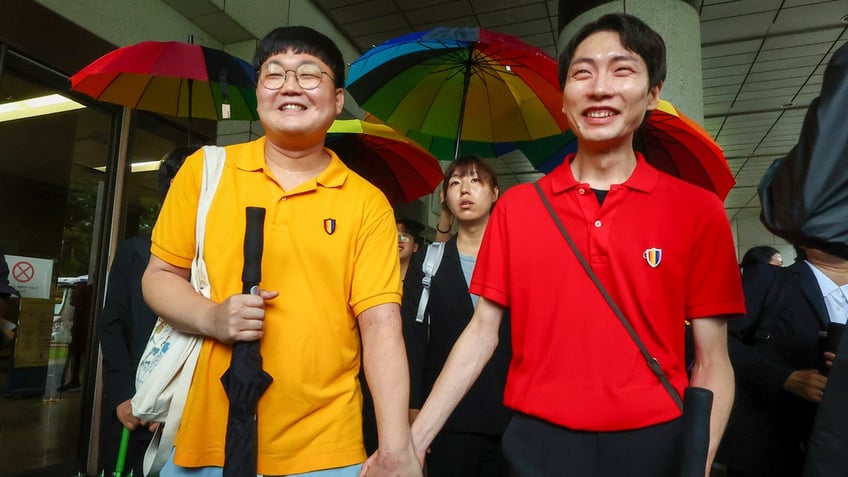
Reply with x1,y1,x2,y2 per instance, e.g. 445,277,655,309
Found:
427,431,509,477
502,413,683,477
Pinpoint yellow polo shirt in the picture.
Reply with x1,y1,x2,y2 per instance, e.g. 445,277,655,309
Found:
150,137,401,475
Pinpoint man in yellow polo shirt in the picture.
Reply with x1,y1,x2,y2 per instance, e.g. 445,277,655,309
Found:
142,26,421,477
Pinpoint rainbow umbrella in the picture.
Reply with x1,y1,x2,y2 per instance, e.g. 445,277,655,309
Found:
363,113,516,162
347,27,568,159
520,100,735,200
326,119,444,204
70,40,258,122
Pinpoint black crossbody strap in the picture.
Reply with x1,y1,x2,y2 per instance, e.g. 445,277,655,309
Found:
533,182,683,411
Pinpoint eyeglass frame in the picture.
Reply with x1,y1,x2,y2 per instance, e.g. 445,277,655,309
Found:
257,63,336,91
398,233,412,243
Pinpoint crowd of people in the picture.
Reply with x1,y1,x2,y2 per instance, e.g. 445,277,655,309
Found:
76,10,845,477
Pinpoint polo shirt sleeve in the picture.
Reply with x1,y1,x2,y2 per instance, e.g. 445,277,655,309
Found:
469,193,511,307
685,193,746,320
150,149,204,269
349,195,402,317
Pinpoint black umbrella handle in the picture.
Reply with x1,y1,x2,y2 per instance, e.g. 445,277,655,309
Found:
679,387,713,477
242,207,265,295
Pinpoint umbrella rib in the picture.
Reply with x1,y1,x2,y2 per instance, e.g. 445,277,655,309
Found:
132,76,160,111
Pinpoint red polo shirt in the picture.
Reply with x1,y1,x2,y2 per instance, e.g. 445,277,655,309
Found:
470,154,744,431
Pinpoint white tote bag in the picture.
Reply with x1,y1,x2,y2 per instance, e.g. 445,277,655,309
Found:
131,145,226,476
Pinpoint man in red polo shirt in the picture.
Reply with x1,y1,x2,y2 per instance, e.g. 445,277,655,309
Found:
404,13,745,477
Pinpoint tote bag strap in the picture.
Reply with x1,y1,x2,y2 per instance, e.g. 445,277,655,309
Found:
146,146,227,476
533,182,683,411
192,145,226,297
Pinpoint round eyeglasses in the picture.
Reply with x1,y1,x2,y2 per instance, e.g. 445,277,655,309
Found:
259,63,334,90
398,233,411,243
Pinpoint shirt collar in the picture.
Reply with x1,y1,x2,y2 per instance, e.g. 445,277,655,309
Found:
806,260,840,297
234,136,349,190
547,152,658,194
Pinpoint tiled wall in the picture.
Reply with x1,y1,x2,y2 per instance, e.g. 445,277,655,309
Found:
731,215,795,265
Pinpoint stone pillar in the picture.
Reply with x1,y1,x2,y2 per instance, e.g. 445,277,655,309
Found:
558,0,704,124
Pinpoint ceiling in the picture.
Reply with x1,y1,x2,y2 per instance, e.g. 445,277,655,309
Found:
167,0,848,220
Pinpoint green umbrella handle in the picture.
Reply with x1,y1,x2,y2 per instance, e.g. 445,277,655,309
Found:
115,426,130,477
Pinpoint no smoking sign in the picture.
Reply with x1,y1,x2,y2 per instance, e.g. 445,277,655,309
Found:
12,261,35,283
6,255,54,299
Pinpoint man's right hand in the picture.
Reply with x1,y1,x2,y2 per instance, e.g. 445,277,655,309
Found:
784,369,828,402
209,289,278,343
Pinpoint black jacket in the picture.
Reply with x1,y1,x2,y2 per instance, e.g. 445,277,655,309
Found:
403,237,512,435
98,235,158,414
718,261,828,476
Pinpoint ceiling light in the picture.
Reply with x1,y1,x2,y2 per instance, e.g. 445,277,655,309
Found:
841,14,848,24
780,101,795,108
0,93,85,123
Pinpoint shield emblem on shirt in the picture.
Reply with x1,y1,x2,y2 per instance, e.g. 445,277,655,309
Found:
323,218,336,235
643,247,662,268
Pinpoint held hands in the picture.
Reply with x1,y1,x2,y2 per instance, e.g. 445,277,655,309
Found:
783,369,828,402
359,443,422,477
209,289,278,344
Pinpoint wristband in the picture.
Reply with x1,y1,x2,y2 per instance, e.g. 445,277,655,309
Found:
436,225,451,234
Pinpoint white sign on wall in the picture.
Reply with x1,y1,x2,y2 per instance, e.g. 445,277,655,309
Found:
6,255,54,300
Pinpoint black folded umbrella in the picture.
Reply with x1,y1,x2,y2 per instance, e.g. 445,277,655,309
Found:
221,207,273,477
679,387,713,477
758,41,848,259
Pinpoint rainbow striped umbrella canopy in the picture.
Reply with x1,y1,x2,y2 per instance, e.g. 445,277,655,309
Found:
347,27,568,158
70,40,258,121
326,119,444,204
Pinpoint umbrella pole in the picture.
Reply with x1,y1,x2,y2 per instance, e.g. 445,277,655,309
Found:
187,79,193,145
453,46,474,159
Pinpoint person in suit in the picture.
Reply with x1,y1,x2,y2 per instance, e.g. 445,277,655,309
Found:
97,145,195,475
403,155,511,477
717,246,843,477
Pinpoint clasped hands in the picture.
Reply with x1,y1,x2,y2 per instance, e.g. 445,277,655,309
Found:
359,441,425,477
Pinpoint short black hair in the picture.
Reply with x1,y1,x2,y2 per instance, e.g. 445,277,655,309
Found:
253,26,345,87
739,245,780,270
396,217,425,246
158,145,198,196
558,13,667,90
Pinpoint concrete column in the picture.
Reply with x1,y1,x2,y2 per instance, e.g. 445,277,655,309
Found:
558,0,704,125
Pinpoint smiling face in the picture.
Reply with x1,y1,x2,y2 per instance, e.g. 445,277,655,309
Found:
256,50,344,149
562,30,661,150
444,167,499,224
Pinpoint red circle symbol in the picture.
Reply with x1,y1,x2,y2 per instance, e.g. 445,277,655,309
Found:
12,261,35,283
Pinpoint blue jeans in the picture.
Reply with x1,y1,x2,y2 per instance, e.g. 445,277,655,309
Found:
160,448,363,477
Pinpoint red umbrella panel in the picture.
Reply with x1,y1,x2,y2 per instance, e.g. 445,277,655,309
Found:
522,100,735,200
326,120,444,204
70,41,258,121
